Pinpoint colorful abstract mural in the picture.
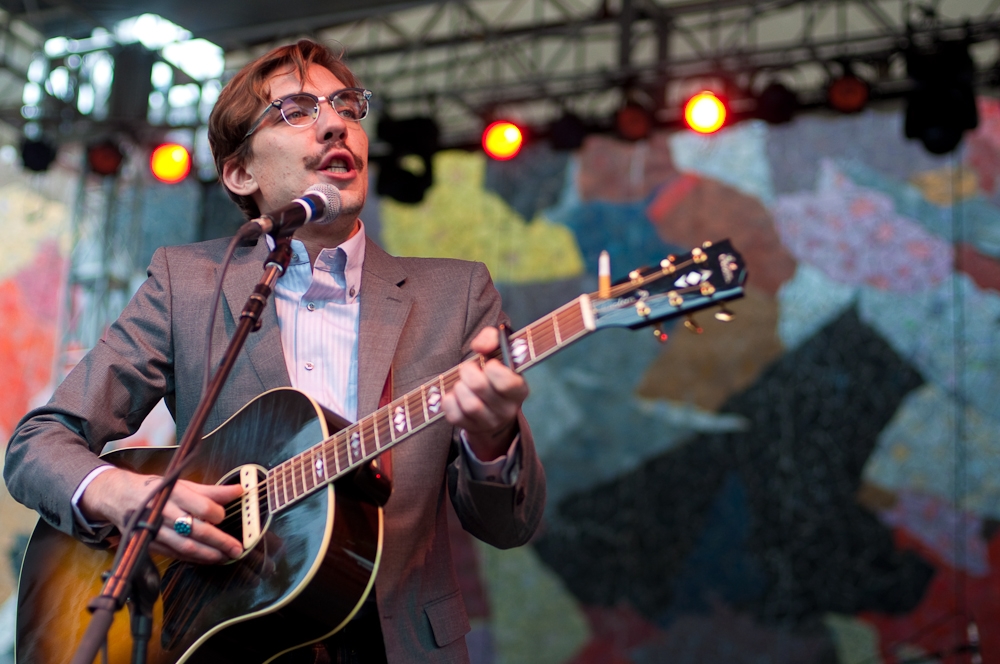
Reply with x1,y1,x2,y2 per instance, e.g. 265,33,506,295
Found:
377,104,1000,663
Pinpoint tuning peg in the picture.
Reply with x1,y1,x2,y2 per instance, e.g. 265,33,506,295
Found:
714,305,735,322
684,315,703,334
653,326,668,343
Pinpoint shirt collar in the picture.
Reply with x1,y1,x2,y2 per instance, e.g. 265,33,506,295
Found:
265,222,367,270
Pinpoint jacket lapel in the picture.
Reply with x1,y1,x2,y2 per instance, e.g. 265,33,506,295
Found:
221,238,292,392
357,238,412,417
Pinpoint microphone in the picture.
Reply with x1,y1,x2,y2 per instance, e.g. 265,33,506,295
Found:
251,183,341,237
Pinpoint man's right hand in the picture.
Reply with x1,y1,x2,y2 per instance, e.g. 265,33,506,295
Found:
80,468,244,564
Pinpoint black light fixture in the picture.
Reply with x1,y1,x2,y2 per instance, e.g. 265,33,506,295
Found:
549,112,587,151
375,116,440,204
20,137,57,172
755,82,799,124
905,40,979,155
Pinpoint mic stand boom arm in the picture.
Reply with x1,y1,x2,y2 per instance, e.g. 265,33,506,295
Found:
71,237,294,664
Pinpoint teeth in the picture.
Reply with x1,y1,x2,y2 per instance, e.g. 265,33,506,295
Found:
325,159,348,173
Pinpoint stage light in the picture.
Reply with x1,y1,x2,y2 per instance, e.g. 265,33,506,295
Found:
549,113,587,151
683,92,727,134
150,143,191,183
756,82,798,124
616,102,654,141
482,121,523,160
20,137,57,172
905,41,978,155
86,140,124,176
376,116,440,203
827,74,869,113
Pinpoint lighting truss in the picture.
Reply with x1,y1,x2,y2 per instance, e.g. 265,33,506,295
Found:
228,0,1000,147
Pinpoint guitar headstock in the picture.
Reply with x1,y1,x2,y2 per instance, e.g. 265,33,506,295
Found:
590,240,747,332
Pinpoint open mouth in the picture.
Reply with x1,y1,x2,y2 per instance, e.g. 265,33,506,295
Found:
323,158,350,174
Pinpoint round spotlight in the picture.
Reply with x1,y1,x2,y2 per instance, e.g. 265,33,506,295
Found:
482,121,523,160
87,140,124,176
150,143,191,183
616,103,654,141
828,75,870,114
683,92,727,134
20,137,57,172
756,82,799,124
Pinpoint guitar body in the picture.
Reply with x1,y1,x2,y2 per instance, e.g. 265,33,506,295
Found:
16,388,383,664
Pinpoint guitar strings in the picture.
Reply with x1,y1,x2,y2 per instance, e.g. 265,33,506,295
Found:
213,293,598,540
215,305,589,538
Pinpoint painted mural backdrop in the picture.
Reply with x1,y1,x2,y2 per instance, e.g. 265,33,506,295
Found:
380,100,1000,664
4,100,1000,663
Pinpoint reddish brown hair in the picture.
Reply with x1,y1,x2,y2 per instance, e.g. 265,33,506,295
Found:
208,39,361,219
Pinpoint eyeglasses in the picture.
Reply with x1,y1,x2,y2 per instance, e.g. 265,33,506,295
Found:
244,88,372,139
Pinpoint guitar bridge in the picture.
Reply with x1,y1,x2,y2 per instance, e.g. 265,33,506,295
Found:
240,465,264,550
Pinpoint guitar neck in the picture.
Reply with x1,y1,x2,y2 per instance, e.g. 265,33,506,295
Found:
265,294,597,514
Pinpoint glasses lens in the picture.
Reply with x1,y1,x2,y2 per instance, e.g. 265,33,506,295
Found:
280,95,320,126
332,90,369,121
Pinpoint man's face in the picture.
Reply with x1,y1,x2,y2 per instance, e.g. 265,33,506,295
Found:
242,63,369,226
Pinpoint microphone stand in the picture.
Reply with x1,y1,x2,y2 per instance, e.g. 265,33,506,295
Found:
71,236,294,664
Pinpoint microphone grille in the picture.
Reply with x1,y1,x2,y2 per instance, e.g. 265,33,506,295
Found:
305,183,342,224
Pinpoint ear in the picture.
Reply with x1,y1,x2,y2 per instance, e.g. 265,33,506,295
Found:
222,158,259,197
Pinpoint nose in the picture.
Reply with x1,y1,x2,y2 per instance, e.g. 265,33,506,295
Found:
315,99,348,142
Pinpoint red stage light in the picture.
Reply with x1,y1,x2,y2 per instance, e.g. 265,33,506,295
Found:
87,141,124,176
683,92,727,134
828,75,870,114
482,121,523,160
150,143,191,183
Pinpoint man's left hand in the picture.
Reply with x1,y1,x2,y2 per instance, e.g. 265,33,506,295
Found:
442,326,529,462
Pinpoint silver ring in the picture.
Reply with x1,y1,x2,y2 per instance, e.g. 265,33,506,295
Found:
173,513,194,537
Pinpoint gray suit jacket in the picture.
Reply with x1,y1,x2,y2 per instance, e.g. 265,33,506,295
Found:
5,235,546,663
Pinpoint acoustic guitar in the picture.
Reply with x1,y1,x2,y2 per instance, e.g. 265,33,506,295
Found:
16,240,746,663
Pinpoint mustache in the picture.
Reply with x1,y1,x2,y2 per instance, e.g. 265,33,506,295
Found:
303,144,363,171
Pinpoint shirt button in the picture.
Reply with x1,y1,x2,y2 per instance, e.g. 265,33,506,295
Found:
349,287,356,298
304,362,314,371
306,302,316,311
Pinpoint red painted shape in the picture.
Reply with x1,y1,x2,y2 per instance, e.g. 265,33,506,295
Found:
862,526,1000,664
0,279,57,436
0,238,64,438
646,173,700,221
957,243,1000,294
565,602,665,664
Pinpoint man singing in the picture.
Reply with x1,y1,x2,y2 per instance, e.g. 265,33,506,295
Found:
6,39,545,663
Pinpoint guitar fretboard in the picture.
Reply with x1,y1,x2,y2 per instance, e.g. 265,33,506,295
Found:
265,294,595,513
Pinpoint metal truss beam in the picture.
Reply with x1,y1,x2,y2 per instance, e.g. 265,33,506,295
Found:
227,0,1000,147
0,7,40,106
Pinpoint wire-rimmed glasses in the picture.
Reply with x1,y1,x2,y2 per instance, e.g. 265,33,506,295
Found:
244,88,372,139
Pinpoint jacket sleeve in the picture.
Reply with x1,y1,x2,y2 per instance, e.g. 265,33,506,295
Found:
4,247,176,542
446,262,546,549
